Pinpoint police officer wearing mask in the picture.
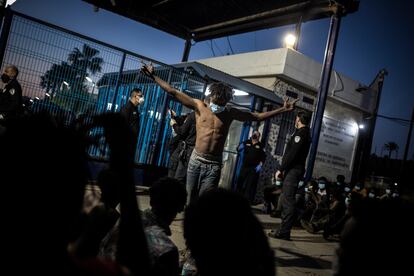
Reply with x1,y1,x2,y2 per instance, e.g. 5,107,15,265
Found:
269,110,311,240
0,65,22,123
120,88,144,150
236,130,266,204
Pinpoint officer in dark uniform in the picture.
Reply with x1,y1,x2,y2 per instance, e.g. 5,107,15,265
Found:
236,130,266,204
269,110,311,240
167,112,188,178
171,110,196,182
0,65,22,124
120,88,144,154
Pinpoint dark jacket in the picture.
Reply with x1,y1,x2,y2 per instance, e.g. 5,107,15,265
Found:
280,126,311,172
120,100,140,137
0,78,22,119
172,112,196,147
168,114,187,154
238,139,266,168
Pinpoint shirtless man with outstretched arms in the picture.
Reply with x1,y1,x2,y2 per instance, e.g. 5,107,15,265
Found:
141,63,298,203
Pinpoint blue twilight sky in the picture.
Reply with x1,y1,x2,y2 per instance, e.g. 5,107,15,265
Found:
10,0,414,159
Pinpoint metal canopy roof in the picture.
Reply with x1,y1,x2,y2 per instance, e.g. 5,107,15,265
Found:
175,62,283,104
83,0,359,42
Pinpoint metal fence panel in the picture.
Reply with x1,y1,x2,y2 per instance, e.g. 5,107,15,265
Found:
0,10,206,167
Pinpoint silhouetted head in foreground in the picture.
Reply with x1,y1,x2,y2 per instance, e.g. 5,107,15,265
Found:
0,112,88,272
184,189,274,276
149,177,187,226
334,198,414,275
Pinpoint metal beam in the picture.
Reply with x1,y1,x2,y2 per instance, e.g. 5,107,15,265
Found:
192,4,338,41
181,39,191,62
0,7,12,68
110,52,127,112
191,1,313,33
401,107,414,178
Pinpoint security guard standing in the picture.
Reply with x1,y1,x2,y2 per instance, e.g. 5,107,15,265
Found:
120,88,144,154
0,65,22,123
269,110,311,240
236,130,266,204
171,110,197,183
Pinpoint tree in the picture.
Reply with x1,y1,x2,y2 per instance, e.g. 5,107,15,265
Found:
40,44,104,114
384,142,399,159
40,62,76,97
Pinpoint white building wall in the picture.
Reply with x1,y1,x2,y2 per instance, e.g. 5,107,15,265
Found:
196,48,374,185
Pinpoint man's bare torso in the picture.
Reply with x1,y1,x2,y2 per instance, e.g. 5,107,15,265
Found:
194,101,234,157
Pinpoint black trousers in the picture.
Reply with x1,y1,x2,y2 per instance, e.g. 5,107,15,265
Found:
263,185,282,209
168,147,181,178
174,146,194,183
236,166,259,204
278,168,304,236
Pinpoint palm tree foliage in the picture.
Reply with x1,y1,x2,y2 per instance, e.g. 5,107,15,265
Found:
40,44,104,114
384,141,399,159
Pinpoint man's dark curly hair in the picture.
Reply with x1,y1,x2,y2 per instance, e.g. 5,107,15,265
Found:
209,82,233,106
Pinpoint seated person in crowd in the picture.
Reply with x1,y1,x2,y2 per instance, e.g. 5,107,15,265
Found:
100,177,187,276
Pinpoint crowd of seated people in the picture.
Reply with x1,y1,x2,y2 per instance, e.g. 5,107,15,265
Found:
262,173,403,241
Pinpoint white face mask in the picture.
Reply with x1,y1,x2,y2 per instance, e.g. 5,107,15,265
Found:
385,189,391,194
209,102,225,113
368,193,375,198
138,97,145,104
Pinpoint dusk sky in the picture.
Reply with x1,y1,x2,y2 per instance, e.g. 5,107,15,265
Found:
10,0,414,159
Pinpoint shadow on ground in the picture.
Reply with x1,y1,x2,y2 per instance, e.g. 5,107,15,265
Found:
275,247,332,269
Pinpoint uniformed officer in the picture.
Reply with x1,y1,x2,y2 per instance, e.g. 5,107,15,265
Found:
0,65,22,123
171,110,197,183
236,130,266,204
269,110,311,240
120,88,144,152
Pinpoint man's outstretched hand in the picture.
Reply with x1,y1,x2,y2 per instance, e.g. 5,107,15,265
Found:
140,61,155,78
283,97,299,111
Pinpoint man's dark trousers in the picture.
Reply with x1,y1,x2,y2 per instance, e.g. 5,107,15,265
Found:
278,167,304,237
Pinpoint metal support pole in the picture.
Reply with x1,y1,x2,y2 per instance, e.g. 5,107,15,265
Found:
305,11,342,181
294,16,302,50
400,106,414,180
0,0,6,27
0,8,12,68
356,69,387,181
152,68,173,166
110,52,126,112
181,39,192,62
231,95,257,190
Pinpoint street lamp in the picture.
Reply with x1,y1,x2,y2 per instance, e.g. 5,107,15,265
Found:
284,33,297,49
